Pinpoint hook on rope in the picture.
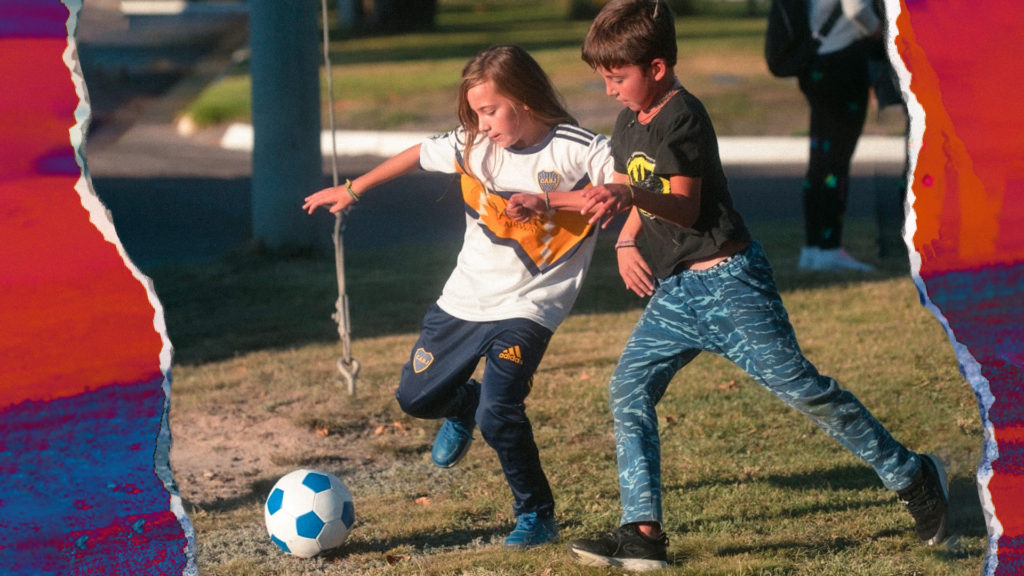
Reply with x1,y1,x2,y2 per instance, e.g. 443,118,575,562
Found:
336,357,361,396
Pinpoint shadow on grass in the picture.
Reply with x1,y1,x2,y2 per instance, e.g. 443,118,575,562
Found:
98,167,912,366
320,526,505,560
660,462,988,544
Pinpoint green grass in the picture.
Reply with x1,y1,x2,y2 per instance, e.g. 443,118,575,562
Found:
156,217,986,575
184,0,906,136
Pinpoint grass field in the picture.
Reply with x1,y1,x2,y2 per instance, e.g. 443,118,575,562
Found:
158,218,988,575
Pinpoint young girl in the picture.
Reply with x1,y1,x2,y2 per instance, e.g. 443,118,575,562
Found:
303,45,613,549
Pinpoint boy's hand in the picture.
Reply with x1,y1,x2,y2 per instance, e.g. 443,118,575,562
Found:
580,184,633,228
303,186,355,215
505,193,546,222
617,246,654,297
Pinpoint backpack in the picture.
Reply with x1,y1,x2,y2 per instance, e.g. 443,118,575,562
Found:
764,0,842,78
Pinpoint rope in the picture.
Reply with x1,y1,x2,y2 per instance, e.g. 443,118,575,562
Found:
321,0,360,395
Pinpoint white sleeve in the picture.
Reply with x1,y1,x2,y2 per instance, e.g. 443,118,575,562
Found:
842,0,880,36
418,128,462,174
587,134,616,186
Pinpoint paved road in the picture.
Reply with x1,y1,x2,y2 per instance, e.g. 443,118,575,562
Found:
78,1,905,272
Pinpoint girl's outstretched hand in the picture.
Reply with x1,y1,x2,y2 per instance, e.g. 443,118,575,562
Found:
303,186,354,215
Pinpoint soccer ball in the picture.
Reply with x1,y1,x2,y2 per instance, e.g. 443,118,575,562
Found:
264,468,355,558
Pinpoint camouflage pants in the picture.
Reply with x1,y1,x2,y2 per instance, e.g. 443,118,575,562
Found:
610,242,921,526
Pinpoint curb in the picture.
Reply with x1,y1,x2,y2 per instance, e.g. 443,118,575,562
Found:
217,123,907,166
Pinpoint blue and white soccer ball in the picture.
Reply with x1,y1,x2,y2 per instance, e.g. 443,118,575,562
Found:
264,468,355,558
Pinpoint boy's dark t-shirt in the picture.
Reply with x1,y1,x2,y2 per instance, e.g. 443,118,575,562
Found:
612,87,751,279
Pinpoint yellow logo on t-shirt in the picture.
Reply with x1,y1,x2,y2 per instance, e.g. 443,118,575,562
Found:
626,152,670,219
626,153,670,195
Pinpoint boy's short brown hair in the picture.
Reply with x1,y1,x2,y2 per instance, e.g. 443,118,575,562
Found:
581,0,677,70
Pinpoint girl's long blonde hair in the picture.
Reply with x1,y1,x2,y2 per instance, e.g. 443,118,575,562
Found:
456,45,576,172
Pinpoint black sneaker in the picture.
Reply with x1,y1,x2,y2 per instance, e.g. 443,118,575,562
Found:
568,523,668,572
898,453,950,545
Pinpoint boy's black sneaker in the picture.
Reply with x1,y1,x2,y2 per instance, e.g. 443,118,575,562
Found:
568,523,668,572
898,453,951,545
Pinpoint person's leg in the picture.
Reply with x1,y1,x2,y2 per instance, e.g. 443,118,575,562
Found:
396,304,483,468
708,243,920,487
611,316,700,528
708,243,950,544
473,318,559,548
395,304,481,422
570,280,702,570
876,105,910,260
799,47,873,271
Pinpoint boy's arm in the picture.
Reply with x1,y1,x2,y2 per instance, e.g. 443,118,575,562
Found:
615,207,655,297
303,144,422,214
580,173,702,229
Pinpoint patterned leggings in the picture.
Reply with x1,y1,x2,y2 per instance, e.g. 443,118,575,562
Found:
799,42,871,249
610,242,921,526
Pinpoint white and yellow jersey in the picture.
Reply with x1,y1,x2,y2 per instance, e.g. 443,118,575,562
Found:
419,124,613,331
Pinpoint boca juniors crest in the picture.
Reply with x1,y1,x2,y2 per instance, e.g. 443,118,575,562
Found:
537,170,561,196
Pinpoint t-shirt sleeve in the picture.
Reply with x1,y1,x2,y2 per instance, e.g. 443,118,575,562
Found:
587,133,616,186
611,110,634,174
655,112,706,178
418,128,462,174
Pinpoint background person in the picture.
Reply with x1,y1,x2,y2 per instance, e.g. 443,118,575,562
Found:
797,0,883,272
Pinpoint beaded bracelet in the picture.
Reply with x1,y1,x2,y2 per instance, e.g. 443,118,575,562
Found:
343,179,360,202
615,240,639,250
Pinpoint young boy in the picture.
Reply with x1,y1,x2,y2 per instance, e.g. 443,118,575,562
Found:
509,0,951,570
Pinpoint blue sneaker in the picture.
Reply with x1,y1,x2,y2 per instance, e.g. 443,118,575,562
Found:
431,418,474,468
504,512,558,550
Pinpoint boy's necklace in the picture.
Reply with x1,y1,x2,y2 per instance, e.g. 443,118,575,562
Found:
637,79,682,124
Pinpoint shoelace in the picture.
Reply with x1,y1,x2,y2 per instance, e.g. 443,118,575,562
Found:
899,480,942,517
515,514,539,530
